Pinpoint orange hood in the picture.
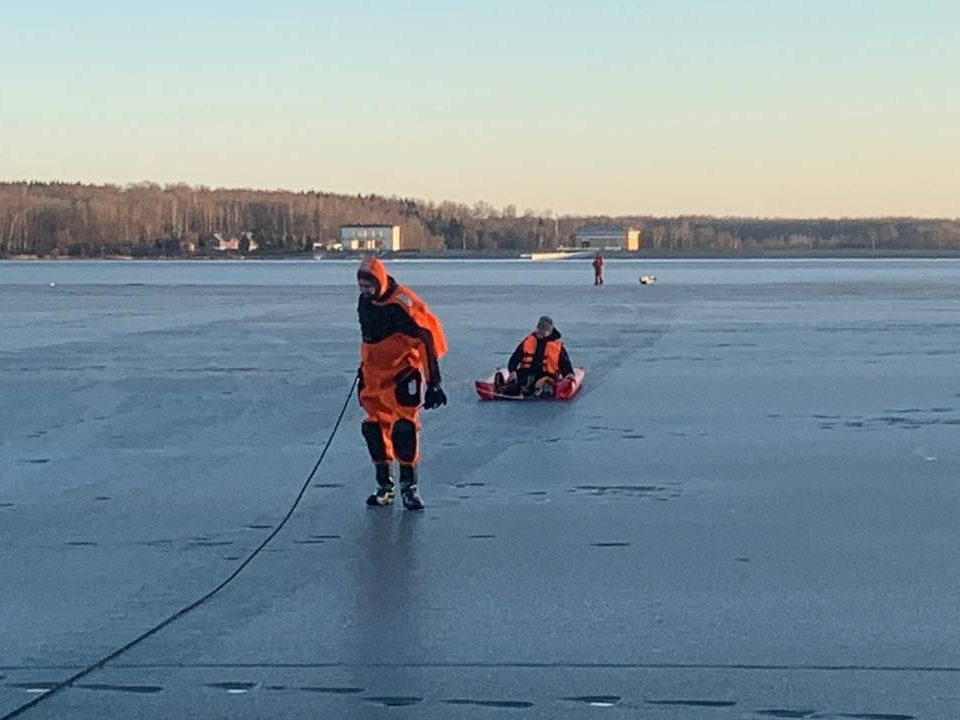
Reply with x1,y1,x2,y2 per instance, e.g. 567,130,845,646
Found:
357,257,389,297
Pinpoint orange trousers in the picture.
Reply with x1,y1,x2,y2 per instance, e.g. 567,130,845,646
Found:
359,366,422,466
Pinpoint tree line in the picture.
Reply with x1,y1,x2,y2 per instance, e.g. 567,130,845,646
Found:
2,181,959,257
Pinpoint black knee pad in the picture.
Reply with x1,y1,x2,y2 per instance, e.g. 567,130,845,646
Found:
391,419,417,463
361,421,387,463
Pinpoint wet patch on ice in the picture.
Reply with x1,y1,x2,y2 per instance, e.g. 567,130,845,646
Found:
565,694,622,707
8,681,59,693
312,483,343,489
296,534,341,544
245,524,273,530
469,534,496,539
0,502,15,509
137,538,173,547
77,683,163,694
454,481,488,500
588,425,634,433
18,458,50,464
733,705,914,717
300,686,364,694
591,542,631,547
801,407,960,431
364,695,424,707
175,366,260,374
185,539,234,549
570,484,678,501
444,698,534,709
579,424,647,443
206,681,258,693
66,541,97,546
646,698,736,708
94,495,111,501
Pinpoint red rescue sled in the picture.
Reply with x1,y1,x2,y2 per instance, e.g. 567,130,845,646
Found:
475,367,586,402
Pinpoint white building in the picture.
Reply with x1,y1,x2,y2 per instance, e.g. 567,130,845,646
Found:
573,224,642,251
339,224,401,252
213,231,257,252
213,233,239,251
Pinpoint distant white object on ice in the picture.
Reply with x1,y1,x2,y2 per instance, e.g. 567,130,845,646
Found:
639,275,656,285
49,282,56,287
521,250,593,261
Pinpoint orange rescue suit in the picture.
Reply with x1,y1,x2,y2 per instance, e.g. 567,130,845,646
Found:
357,258,446,466
359,287,446,382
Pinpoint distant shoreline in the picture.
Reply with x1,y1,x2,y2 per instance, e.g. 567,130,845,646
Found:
5,248,960,261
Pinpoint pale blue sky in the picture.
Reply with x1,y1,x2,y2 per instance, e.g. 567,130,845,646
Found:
1,0,958,217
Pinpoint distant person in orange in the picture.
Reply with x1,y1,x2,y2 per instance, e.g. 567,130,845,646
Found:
356,257,447,510
592,252,604,285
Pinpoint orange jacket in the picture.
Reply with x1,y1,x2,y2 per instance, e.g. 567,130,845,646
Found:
358,258,447,383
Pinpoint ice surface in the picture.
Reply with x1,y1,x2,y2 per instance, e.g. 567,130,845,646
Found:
2,259,960,718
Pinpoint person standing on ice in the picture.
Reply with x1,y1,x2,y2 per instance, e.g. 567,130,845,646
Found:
356,257,447,510
495,316,575,397
592,252,604,285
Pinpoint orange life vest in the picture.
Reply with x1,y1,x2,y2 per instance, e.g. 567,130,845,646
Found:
518,333,562,378
374,284,447,356
358,257,447,379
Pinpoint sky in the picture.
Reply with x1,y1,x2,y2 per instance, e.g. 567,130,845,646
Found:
1,0,958,218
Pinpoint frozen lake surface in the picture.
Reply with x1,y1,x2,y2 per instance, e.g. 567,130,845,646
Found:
2,259,960,718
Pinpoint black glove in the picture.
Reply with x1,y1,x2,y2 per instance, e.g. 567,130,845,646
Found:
356,366,364,405
423,382,447,410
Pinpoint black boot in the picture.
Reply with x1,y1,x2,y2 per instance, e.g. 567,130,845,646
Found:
399,465,424,511
366,463,395,507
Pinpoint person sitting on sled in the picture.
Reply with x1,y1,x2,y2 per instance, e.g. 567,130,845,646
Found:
495,315,575,397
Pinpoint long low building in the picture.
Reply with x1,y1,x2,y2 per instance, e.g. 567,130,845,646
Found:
338,224,401,252
573,223,642,251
